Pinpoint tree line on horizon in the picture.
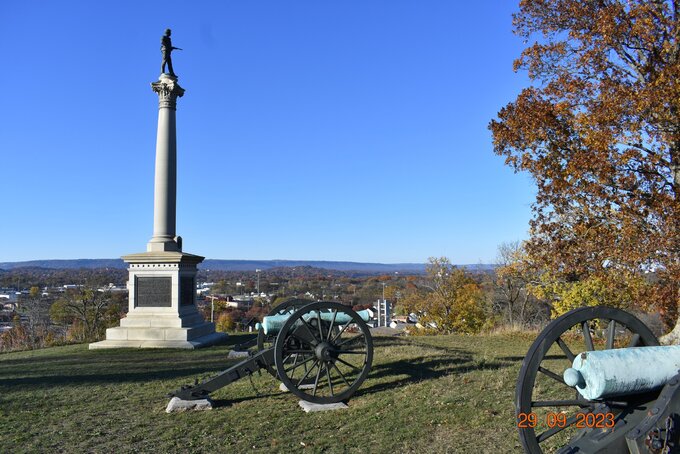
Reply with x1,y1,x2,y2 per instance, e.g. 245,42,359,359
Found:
0,256,548,352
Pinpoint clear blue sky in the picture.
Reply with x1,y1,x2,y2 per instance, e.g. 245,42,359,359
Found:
0,1,535,264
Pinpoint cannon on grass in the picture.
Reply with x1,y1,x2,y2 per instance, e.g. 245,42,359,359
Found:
170,301,374,405
517,306,680,453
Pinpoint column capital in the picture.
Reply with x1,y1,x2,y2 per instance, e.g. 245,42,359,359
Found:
151,74,185,109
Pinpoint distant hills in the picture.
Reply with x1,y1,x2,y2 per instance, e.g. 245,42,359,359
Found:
0,259,126,270
0,259,496,274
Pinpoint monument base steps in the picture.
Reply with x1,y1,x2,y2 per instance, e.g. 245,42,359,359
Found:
89,331,227,350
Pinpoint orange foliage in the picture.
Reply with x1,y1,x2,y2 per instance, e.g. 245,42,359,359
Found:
490,0,680,324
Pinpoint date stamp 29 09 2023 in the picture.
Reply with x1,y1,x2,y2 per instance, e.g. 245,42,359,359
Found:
517,412,616,430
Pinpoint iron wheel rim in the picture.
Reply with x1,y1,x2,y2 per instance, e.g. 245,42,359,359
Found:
516,306,658,453
274,301,374,404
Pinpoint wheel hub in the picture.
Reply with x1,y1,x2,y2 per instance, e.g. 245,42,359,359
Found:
315,342,336,361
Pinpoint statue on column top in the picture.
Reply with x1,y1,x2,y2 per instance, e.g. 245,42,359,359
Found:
161,29,182,76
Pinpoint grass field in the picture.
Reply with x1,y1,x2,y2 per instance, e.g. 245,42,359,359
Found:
0,332,540,453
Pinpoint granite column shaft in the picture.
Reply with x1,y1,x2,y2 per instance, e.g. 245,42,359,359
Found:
148,75,184,252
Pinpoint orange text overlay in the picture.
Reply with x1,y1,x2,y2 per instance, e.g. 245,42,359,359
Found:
517,412,615,429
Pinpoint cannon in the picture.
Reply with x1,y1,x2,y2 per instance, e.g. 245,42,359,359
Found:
169,300,374,405
516,306,680,453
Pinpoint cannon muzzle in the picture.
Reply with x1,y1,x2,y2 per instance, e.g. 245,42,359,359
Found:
563,345,680,400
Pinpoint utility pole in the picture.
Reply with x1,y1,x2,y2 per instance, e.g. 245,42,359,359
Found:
209,295,217,323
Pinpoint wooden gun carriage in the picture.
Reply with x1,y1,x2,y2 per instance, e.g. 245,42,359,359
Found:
170,300,373,405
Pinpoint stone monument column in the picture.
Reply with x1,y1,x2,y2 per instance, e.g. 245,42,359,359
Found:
89,35,226,349
148,74,182,252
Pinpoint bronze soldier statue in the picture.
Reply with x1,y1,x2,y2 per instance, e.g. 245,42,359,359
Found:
161,29,182,76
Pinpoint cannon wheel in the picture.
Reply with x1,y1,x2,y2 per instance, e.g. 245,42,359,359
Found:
274,301,373,404
257,299,313,377
516,306,659,453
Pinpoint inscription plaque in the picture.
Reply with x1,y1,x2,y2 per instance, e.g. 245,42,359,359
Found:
180,276,194,306
135,277,172,307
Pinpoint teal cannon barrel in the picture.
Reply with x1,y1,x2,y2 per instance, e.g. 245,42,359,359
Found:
563,345,680,400
258,308,373,335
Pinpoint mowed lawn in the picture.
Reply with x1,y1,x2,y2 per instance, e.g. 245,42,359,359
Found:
0,332,537,453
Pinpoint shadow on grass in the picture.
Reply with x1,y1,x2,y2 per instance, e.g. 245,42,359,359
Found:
0,363,240,389
0,335,514,399
0,346,247,389
356,352,514,398
0,353,227,369
497,355,566,362
210,392,281,408
370,335,477,355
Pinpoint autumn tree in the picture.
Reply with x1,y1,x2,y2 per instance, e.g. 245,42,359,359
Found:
50,288,122,342
493,241,548,327
16,286,52,349
489,0,680,341
245,300,270,323
402,257,489,334
215,311,239,332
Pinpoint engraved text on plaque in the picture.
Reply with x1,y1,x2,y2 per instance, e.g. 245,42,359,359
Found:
180,276,194,306
136,277,172,307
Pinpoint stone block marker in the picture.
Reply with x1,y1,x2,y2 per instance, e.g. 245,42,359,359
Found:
298,400,349,413
280,383,348,411
227,350,251,359
166,397,213,413
279,382,315,392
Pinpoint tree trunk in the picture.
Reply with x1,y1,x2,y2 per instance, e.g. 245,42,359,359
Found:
660,142,680,345
519,291,528,327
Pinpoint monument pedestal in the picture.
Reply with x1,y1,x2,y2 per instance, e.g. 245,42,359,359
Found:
89,251,227,349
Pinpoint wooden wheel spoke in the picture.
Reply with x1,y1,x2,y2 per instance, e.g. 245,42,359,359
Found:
532,399,587,407
332,362,351,388
606,320,616,349
300,318,320,343
316,311,324,340
296,359,320,387
603,400,629,408
629,333,641,347
556,336,576,362
582,322,594,351
536,414,579,442
325,362,335,396
336,357,360,371
327,310,338,342
312,361,325,396
538,366,566,385
284,349,314,355
331,319,353,343
285,355,316,374
337,335,364,348
291,333,312,346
